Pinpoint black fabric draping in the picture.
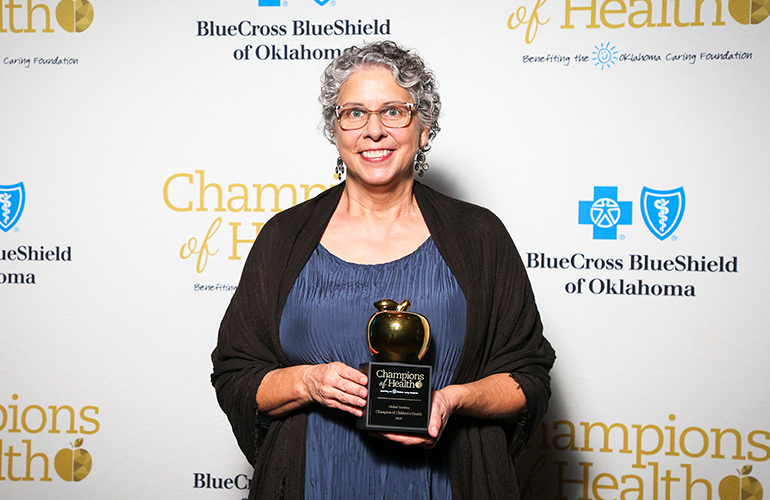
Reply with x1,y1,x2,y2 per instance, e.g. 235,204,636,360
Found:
211,181,555,500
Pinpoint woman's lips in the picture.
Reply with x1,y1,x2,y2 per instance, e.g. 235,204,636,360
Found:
359,149,393,160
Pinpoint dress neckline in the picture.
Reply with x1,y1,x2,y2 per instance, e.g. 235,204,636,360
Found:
317,236,434,267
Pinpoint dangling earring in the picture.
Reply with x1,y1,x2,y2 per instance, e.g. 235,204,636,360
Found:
414,151,429,177
335,157,345,180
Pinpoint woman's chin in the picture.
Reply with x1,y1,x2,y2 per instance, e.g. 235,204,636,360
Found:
358,177,412,191
348,168,413,189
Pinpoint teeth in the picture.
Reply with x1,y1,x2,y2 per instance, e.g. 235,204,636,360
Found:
361,150,391,158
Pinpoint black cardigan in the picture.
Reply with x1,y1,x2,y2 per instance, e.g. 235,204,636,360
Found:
211,181,555,500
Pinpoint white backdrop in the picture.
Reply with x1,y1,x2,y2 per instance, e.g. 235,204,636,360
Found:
2,0,769,498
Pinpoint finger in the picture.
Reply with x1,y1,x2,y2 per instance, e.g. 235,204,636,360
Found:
309,364,364,397
336,364,368,386
371,431,436,447
325,400,365,417
428,411,443,438
316,386,366,415
426,399,442,438
305,364,369,415
338,378,368,400
320,385,367,409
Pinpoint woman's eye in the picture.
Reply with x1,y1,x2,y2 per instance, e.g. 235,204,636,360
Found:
347,108,366,119
383,107,402,117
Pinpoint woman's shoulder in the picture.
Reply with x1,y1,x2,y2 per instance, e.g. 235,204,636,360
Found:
258,182,344,240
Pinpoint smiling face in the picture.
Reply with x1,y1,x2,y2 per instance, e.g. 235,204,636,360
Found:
334,66,430,189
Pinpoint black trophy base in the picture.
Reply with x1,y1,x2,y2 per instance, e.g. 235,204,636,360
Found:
356,362,432,433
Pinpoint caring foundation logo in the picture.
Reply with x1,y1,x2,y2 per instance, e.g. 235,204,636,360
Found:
0,0,94,33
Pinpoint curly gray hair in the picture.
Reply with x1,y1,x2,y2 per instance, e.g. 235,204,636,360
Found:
320,41,441,149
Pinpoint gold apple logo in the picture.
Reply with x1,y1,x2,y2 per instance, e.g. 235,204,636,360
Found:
728,0,769,24
55,0,95,33
54,438,93,482
719,465,764,500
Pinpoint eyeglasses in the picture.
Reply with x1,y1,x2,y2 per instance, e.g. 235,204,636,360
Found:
334,103,416,130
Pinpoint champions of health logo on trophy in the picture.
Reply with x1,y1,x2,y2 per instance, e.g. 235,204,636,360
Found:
0,182,25,232
357,299,432,433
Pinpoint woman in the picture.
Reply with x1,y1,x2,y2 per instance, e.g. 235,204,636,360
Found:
211,41,555,499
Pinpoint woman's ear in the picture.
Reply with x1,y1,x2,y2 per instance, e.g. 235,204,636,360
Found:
419,126,430,149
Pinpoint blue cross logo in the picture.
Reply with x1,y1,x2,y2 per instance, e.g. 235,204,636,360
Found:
578,186,632,240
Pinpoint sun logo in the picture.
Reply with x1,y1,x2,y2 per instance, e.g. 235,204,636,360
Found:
55,0,94,33
719,465,764,500
54,438,93,482
592,42,618,70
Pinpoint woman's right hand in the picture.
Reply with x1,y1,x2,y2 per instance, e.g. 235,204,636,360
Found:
301,362,368,417
257,363,368,418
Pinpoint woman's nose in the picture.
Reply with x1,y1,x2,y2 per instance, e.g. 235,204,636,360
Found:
361,111,386,139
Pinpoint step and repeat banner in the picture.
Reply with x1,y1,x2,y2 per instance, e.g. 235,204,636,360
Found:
2,0,768,498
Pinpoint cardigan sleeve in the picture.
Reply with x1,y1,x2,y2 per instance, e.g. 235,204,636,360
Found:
210,183,343,467
210,220,285,466
480,214,554,457
414,182,554,457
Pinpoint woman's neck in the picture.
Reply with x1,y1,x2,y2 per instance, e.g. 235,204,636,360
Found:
340,178,417,221
320,178,429,264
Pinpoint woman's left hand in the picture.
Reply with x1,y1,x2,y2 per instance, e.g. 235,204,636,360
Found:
370,373,527,448
371,388,456,448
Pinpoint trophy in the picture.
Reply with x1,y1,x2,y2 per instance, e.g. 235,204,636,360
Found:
356,299,432,433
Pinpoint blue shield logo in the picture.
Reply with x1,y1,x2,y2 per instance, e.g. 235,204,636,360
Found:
0,183,26,232
640,187,685,240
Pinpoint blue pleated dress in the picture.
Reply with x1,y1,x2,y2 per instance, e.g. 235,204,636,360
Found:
279,237,467,500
